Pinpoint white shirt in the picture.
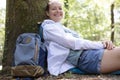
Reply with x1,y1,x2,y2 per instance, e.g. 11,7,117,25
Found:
41,19,104,76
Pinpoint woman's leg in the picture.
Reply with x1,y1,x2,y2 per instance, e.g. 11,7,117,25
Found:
100,47,120,73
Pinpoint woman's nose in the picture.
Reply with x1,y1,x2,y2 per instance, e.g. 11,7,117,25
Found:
56,9,61,12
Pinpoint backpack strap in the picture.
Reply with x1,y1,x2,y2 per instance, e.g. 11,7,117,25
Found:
37,22,44,42
34,36,39,63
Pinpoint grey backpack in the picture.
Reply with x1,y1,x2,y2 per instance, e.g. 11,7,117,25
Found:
11,33,46,77
14,33,40,65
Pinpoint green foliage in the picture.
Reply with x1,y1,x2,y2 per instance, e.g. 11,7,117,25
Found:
0,8,5,64
60,0,119,43
0,9,5,24
115,0,120,8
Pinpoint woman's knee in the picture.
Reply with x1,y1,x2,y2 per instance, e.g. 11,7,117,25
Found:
104,47,120,57
112,47,120,57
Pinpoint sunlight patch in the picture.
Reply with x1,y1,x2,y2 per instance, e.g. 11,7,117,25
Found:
0,65,2,70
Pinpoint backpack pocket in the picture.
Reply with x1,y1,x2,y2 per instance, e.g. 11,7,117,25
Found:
11,65,44,77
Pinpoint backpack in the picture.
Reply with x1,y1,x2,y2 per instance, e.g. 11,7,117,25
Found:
11,23,48,78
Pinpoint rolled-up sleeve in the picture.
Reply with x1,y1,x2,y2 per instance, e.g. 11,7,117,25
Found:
43,24,104,50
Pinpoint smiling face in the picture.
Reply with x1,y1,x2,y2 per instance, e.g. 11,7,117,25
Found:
46,1,64,22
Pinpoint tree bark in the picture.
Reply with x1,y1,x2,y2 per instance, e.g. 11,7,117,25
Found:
111,3,115,42
2,0,48,74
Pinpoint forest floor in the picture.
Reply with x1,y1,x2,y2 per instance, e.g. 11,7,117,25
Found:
0,66,120,80
0,73,120,80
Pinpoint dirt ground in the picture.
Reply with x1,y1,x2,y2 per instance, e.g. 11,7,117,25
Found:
0,74,120,80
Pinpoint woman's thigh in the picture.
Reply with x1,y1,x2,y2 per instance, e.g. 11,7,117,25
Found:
100,47,120,73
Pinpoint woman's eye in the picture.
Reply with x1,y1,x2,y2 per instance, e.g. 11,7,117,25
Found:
51,8,55,10
59,7,62,10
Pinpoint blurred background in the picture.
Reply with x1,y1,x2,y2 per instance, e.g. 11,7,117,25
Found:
0,0,6,69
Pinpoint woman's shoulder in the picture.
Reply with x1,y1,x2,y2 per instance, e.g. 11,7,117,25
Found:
41,19,63,30
41,19,55,26
41,19,56,30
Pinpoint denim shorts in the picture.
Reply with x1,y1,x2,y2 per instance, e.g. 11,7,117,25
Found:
77,49,104,74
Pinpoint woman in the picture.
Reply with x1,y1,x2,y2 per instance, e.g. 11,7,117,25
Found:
41,0,120,76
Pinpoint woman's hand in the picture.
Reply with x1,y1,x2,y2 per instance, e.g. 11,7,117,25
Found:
102,40,115,50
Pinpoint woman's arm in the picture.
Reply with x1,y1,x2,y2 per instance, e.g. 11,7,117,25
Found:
43,24,105,50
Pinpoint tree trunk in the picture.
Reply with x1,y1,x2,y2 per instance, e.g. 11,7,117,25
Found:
2,0,48,74
111,3,115,42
